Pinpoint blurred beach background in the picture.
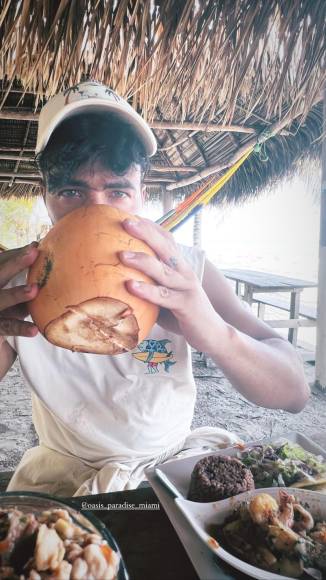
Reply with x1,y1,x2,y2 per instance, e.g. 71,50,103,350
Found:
0,172,320,350
144,173,320,351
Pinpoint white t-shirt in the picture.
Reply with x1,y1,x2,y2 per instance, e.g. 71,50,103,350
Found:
6,245,205,468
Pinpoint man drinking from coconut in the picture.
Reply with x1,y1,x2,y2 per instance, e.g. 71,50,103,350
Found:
0,81,310,495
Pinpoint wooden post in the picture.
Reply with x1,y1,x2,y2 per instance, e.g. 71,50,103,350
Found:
162,188,174,215
243,285,254,306
258,302,266,319
193,211,202,247
288,290,301,346
315,85,326,390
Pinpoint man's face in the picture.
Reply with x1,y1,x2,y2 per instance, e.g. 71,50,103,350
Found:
44,160,146,224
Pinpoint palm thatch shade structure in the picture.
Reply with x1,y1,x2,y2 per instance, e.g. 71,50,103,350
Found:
1,0,326,387
316,88,326,390
0,0,325,203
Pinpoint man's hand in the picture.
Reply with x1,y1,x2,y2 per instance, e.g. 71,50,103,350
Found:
120,218,310,413
120,218,228,353
0,242,40,342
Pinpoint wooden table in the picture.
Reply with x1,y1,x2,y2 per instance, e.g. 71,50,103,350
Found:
65,432,326,579
222,268,317,345
67,485,249,580
68,486,199,580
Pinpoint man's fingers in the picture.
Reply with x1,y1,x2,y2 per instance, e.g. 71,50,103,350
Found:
125,279,182,309
0,245,27,264
122,219,189,273
0,243,39,288
120,251,194,290
0,318,38,337
0,243,40,339
1,303,29,320
0,242,38,265
0,284,39,311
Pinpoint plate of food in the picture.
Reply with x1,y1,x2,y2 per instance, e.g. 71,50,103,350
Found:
155,432,326,502
175,487,326,580
0,491,128,580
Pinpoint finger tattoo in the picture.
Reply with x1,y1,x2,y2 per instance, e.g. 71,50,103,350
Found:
168,256,178,270
160,286,170,298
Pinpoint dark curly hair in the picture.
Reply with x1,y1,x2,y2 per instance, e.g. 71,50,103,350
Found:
36,112,150,191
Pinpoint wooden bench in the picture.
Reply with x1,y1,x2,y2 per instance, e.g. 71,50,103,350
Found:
222,269,317,346
253,294,317,327
198,294,317,365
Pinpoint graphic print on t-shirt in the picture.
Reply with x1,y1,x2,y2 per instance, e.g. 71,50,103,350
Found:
132,339,177,374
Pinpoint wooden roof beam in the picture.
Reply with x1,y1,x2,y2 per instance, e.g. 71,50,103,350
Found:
190,134,209,165
0,171,176,184
166,130,190,167
144,177,176,183
0,147,35,152
0,178,40,185
166,103,319,191
0,109,38,121
0,172,41,179
151,165,197,173
0,154,35,161
151,121,256,133
0,109,260,135
0,158,198,172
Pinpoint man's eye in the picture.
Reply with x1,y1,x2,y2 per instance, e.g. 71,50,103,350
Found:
111,191,128,199
57,189,81,198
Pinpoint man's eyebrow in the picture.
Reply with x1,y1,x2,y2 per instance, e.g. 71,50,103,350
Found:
60,178,137,191
104,179,137,191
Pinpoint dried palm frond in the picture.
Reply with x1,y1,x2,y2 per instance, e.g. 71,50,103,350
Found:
0,0,324,201
0,0,324,120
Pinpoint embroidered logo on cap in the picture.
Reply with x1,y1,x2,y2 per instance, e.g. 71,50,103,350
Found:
63,82,122,105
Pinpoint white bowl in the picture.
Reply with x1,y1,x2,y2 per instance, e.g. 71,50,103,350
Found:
175,487,325,580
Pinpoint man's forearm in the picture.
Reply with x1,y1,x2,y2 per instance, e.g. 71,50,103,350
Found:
0,337,16,381
207,323,310,413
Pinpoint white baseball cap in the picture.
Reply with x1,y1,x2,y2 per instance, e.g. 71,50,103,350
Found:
36,80,157,157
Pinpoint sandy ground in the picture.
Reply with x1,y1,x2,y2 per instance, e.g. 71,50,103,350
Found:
0,352,325,474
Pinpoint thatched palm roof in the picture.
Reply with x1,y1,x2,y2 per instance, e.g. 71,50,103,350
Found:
0,0,325,203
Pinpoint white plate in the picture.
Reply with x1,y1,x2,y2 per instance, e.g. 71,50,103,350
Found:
146,433,326,579
155,432,326,499
175,487,325,580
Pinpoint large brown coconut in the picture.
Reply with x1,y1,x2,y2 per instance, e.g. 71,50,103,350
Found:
28,205,159,354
